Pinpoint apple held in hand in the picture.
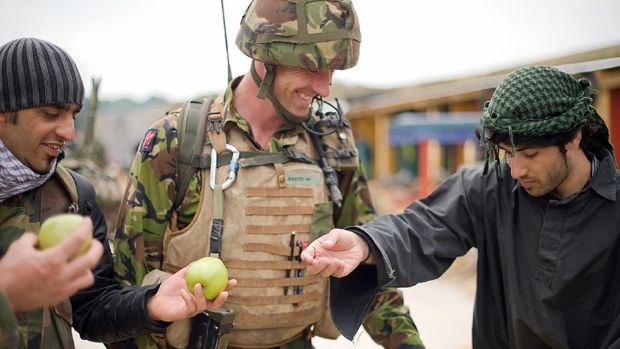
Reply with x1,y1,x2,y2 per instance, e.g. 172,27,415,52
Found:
38,213,92,258
185,257,229,301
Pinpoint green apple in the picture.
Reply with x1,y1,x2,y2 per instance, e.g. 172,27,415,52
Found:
185,257,229,301
39,213,92,258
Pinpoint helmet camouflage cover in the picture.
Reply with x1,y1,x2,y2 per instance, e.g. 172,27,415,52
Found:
236,0,361,71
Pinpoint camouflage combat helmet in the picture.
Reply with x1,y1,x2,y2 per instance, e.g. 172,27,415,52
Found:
236,0,361,124
236,0,361,71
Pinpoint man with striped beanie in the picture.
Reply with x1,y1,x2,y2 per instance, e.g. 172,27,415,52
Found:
0,38,234,348
300,65,620,348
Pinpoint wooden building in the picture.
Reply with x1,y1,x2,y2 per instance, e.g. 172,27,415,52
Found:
344,44,620,196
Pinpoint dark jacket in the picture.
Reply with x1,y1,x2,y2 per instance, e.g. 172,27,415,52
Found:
0,167,168,346
331,149,620,349
68,170,169,343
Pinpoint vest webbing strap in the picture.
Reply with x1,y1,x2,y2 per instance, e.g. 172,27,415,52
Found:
227,291,320,306
245,187,313,198
50,305,74,349
64,167,96,216
235,275,318,288
245,206,314,216
190,150,315,169
325,148,357,160
246,224,311,234
315,118,351,129
210,184,224,257
206,96,227,155
226,259,305,270
242,242,303,257
233,307,321,330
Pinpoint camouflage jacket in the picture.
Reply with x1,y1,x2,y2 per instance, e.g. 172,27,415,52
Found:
112,79,377,347
0,166,86,349
0,290,19,349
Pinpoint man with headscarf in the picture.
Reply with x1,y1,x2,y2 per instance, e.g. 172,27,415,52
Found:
0,37,234,349
301,65,620,348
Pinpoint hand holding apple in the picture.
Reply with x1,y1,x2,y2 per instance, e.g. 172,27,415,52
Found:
185,257,229,301
0,218,103,311
146,263,236,322
39,213,93,258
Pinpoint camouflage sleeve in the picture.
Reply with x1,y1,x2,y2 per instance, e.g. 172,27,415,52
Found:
113,114,180,288
335,164,377,228
0,290,18,349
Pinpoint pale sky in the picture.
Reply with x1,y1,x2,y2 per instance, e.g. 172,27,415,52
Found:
1,0,620,101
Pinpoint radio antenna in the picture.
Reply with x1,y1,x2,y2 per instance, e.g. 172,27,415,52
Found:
220,0,233,83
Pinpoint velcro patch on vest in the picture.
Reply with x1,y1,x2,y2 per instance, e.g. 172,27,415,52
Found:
139,128,158,153
286,172,322,185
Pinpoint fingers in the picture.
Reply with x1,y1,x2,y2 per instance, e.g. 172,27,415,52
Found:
225,279,237,291
318,258,343,278
58,240,103,294
300,232,339,263
304,256,346,278
180,287,201,316
175,265,189,278
46,218,93,260
16,232,39,248
305,257,329,275
300,244,316,264
192,283,203,299
207,291,229,310
62,269,96,295
318,237,336,249
63,240,103,279
192,284,207,313
201,280,235,310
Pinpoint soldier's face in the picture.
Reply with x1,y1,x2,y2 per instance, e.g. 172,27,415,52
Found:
273,65,333,119
0,104,78,174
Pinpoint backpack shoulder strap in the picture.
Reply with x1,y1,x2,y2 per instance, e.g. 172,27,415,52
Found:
58,165,96,216
174,97,215,209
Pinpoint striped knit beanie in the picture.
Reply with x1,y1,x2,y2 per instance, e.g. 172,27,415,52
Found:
0,37,84,113
480,65,612,175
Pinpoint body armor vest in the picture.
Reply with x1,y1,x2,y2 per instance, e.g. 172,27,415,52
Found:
0,166,78,349
160,123,348,348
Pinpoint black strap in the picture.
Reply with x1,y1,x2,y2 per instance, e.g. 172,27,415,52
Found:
315,118,350,129
175,98,214,209
190,149,316,169
66,168,95,216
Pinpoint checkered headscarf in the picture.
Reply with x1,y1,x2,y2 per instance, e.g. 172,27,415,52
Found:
0,139,56,202
480,65,612,175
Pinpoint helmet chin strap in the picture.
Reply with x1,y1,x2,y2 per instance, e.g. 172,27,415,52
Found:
250,62,311,125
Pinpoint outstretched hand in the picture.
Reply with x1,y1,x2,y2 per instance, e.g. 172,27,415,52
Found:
146,266,237,322
300,228,370,278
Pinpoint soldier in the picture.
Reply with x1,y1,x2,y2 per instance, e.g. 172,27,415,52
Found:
0,37,233,349
112,0,425,349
